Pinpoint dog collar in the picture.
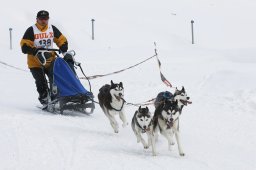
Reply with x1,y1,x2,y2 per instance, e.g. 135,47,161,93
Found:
136,119,152,133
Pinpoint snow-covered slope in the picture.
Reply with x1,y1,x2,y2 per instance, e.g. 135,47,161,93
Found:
0,0,256,169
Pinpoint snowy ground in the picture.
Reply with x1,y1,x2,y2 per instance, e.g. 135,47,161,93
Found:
1,0,256,170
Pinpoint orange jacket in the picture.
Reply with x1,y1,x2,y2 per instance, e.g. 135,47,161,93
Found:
20,23,68,68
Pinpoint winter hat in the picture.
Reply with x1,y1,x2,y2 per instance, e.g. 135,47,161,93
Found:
37,10,49,19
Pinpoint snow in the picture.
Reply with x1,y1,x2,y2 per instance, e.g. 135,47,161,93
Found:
1,0,256,169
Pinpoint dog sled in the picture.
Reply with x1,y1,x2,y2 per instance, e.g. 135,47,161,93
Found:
37,49,95,115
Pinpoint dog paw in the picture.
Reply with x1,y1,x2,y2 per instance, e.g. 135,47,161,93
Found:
114,130,119,133
179,153,185,156
144,145,149,149
152,152,157,156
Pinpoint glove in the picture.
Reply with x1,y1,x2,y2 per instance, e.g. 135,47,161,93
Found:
63,53,74,62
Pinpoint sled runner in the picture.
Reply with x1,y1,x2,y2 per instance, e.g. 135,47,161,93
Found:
37,49,95,114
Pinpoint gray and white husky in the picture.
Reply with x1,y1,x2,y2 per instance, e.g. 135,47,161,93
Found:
152,100,185,156
131,106,154,153
98,80,128,133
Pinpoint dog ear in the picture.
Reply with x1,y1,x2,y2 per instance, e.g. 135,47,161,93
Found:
181,86,185,92
119,82,123,88
138,106,141,112
111,80,114,86
145,106,149,112
174,99,178,105
174,87,178,94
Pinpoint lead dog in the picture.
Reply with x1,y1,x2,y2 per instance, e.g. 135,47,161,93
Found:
173,86,192,113
152,100,185,156
154,86,192,113
131,106,154,153
98,80,128,133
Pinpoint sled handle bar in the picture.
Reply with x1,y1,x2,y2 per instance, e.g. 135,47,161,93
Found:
36,48,61,54
35,48,62,66
37,49,76,58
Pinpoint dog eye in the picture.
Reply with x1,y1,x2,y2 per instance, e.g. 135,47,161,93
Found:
146,119,148,121
140,119,143,121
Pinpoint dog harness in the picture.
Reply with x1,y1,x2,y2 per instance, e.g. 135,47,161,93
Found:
110,98,125,111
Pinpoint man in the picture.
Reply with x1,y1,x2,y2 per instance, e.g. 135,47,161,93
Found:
20,10,74,105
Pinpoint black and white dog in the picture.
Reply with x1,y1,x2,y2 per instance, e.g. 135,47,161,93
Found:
98,80,128,133
152,100,185,156
154,86,192,113
151,87,191,156
131,106,154,153
173,86,192,113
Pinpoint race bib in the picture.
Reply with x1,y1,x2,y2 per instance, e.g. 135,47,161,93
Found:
32,24,54,48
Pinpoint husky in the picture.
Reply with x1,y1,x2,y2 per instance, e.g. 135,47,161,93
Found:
98,80,128,133
173,86,192,113
154,86,192,113
152,100,185,156
131,106,155,154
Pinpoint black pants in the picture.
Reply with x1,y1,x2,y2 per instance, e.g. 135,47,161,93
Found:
30,66,53,104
